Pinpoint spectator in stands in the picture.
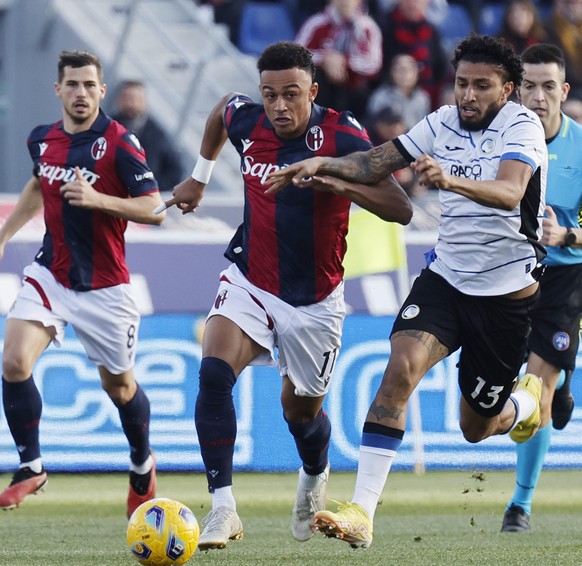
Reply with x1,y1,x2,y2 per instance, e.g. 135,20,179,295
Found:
295,0,383,120
365,108,426,198
498,0,547,54
294,0,327,30
113,80,184,192
379,0,449,109
365,107,407,145
544,0,582,99
448,0,482,30
366,53,431,130
367,0,449,26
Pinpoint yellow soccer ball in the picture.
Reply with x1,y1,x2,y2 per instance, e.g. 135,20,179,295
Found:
127,498,199,565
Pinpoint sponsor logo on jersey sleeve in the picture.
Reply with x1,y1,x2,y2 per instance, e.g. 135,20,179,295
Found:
135,171,155,182
39,142,48,156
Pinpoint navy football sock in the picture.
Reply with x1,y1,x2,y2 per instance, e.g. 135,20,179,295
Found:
287,409,331,476
195,357,237,492
117,383,151,466
2,376,42,464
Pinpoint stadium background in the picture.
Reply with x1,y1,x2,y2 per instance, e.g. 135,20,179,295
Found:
0,0,580,475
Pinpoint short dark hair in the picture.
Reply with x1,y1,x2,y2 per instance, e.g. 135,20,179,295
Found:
58,50,103,83
257,42,316,81
451,34,524,87
521,43,566,80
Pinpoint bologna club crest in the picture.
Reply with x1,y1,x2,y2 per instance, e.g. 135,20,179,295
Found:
214,290,228,309
91,137,107,160
305,126,324,151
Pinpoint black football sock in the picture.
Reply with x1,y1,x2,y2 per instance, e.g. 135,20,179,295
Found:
287,409,331,476
195,357,237,492
2,375,42,465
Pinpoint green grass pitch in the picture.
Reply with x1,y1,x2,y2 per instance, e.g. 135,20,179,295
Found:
0,470,580,565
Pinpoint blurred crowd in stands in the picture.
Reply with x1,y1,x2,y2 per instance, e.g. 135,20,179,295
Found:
196,0,582,200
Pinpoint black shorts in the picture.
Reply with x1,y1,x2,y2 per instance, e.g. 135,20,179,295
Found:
528,263,582,371
391,269,539,417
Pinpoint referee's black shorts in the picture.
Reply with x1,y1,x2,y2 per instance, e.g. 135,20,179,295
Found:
528,263,582,371
391,268,539,417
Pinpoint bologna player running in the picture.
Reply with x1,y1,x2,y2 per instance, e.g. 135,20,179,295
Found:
0,50,164,516
160,41,412,549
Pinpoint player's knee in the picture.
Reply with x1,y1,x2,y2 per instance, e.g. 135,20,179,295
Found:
461,429,484,444
283,405,321,424
103,382,133,406
100,369,137,405
286,408,330,440
459,418,489,444
2,351,32,381
198,357,236,398
377,359,417,404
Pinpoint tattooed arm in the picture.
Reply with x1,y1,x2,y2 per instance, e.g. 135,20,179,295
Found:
264,140,410,194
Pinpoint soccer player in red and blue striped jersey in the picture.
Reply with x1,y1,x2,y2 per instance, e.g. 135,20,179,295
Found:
0,50,164,516
162,41,412,549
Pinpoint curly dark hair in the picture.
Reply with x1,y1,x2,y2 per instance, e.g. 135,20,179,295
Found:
451,34,524,87
257,41,316,81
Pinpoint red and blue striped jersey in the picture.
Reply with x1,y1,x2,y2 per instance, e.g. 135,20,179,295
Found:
27,110,159,291
224,95,372,306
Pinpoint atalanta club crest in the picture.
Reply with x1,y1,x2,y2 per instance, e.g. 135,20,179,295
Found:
305,126,324,151
553,332,570,351
91,137,107,160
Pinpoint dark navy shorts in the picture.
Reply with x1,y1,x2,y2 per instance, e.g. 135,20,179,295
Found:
391,269,539,417
528,263,582,371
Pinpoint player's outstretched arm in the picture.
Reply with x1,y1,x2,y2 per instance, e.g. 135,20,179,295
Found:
0,176,43,260
156,93,236,215
60,167,165,225
265,141,409,194
311,174,413,225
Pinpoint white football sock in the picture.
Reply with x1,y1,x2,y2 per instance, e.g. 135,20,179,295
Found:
509,389,536,430
129,454,153,475
352,446,396,521
20,458,43,474
212,486,236,511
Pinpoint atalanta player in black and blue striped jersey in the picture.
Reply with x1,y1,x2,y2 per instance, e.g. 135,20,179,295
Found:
0,50,165,516
161,41,412,549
